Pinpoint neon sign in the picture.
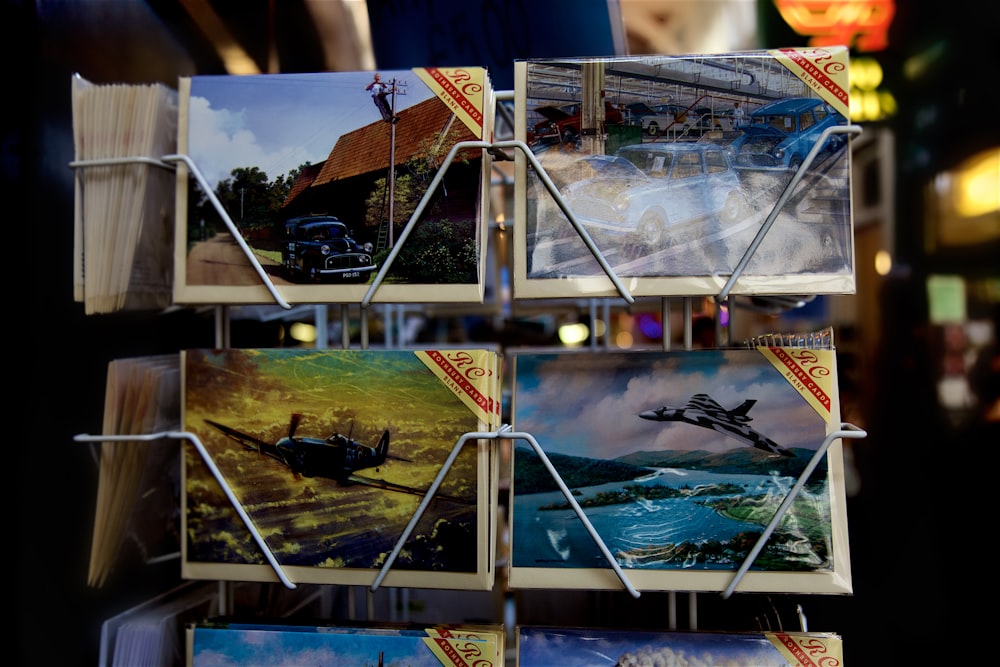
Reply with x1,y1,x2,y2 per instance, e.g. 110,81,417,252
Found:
773,0,895,52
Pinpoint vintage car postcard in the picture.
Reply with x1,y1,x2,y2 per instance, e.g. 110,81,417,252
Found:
517,626,842,667
174,68,494,306
181,347,501,589
513,47,856,299
507,347,852,594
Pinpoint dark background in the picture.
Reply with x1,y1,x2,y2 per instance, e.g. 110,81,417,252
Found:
13,1,998,664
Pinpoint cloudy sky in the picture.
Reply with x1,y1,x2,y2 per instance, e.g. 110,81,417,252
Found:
511,348,831,460
184,69,436,190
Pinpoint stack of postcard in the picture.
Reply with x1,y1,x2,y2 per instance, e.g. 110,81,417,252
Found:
89,353,181,588
181,347,502,590
71,75,178,314
187,620,505,667
513,47,856,299
174,67,495,306
507,346,852,594
516,626,842,667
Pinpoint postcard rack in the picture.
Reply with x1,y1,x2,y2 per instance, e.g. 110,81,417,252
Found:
73,100,867,648
75,120,859,328
75,413,866,600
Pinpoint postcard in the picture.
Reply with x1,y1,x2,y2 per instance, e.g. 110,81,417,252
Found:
507,347,852,594
513,47,856,299
516,626,843,667
174,68,494,306
187,621,503,667
181,348,501,589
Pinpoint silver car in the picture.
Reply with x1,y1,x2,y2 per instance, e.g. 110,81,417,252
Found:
561,142,750,249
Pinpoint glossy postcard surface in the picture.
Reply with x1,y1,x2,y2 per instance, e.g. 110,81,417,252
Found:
189,622,503,667
174,68,493,305
508,348,851,594
516,626,843,667
181,348,500,589
513,47,856,299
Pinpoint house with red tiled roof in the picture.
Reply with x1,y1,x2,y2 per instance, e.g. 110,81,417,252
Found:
281,94,485,251
282,161,324,207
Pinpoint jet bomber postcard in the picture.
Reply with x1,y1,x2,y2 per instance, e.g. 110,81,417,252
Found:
507,347,852,594
181,347,501,590
513,47,856,299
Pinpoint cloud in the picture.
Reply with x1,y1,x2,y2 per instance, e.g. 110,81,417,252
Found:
188,95,305,191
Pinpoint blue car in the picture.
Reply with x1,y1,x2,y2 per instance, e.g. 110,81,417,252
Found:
281,216,377,283
733,97,847,171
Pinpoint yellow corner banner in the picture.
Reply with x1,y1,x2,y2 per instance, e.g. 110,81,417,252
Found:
766,632,844,666
413,67,487,137
758,347,836,422
769,46,850,118
415,350,499,426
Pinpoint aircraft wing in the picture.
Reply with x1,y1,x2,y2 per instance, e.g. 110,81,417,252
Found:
686,393,726,414
346,474,473,505
687,393,756,423
205,419,284,463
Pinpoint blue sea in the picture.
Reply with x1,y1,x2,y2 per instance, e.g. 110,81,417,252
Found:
511,468,817,570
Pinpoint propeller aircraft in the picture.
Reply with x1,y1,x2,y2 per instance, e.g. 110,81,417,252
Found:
638,393,795,457
204,415,470,503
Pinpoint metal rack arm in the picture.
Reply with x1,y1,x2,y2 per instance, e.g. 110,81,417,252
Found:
362,140,492,307
361,139,634,307
500,139,635,304
74,430,296,589
162,153,293,310
715,124,862,304
372,425,641,598
721,422,867,599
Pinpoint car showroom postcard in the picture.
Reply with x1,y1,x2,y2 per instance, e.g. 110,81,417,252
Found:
507,347,852,595
513,47,857,300
181,347,501,590
174,68,495,306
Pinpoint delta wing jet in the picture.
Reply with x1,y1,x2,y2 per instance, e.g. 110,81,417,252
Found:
638,393,795,457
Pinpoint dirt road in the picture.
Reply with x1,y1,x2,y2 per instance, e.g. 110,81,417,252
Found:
185,233,293,286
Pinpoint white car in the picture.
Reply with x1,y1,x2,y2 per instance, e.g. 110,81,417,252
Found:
560,142,750,249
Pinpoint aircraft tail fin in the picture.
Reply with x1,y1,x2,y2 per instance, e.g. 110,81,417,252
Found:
376,430,390,462
729,399,756,418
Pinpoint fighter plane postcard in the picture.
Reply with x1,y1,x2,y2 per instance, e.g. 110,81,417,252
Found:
181,347,501,590
512,48,856,300
507,347,852,594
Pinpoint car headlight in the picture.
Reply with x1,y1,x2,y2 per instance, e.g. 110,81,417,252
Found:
320,244,331,255
613,193,632,214
774,148,785,160
363,242,374,253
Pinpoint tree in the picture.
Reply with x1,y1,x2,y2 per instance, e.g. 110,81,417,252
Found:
185,163,311,247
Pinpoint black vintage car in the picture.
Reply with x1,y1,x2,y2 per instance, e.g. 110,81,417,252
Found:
281,215,377,283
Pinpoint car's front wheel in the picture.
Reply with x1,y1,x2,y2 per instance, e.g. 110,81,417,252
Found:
720,190,750,223
635,212,666,248
307,262,323,282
